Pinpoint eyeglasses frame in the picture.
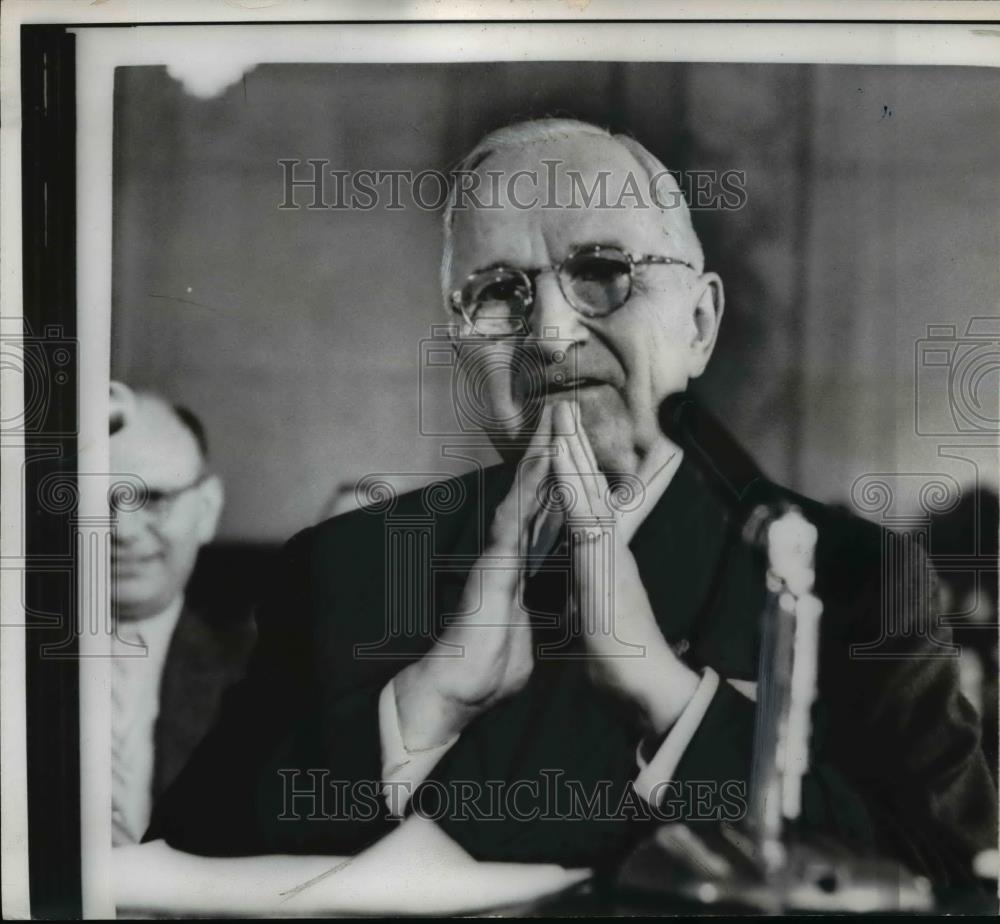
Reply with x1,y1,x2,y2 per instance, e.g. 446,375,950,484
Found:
110,470,211,521
449,243,698,336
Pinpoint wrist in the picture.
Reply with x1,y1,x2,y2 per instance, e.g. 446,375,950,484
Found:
394,660,475,751
630,647,701,736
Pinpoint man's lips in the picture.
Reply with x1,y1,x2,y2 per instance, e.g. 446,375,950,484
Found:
514,363,624,403
542,375,609,395
113,553,162,568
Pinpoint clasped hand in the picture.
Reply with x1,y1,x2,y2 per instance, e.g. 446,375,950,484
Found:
395,402,698,751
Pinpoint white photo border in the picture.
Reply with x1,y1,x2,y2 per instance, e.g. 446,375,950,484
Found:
2,2,999,918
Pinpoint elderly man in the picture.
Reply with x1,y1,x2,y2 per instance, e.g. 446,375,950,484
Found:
110,383,255,845
147,120,995,882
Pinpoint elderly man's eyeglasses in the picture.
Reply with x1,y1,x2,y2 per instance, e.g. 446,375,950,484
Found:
110,472,209,521
450,244,696,338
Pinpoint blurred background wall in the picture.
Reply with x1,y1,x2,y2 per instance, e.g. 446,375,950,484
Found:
111,62,1000,546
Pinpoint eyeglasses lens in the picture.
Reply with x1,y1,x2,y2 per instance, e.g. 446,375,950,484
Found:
561,250,632,317
460,248,635,335
464,271,531,336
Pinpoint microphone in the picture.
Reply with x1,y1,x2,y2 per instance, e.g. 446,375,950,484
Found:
643,393,935,913
661,391,823,865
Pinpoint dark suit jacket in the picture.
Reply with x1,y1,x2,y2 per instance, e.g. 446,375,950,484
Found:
152,605,257,802
146,459,996,884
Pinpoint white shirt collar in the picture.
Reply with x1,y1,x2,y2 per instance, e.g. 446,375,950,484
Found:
115,596,184,654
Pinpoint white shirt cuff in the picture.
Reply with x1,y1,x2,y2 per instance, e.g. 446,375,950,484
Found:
379,678,459,818
633,667,720,805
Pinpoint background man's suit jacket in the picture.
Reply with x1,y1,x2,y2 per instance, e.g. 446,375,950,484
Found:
152,606,257,801
147,456,996,884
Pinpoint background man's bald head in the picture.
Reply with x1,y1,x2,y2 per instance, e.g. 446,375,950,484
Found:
111,384,208,482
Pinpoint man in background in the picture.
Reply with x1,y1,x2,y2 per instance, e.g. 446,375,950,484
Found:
110,382,256,845
931,487,999,778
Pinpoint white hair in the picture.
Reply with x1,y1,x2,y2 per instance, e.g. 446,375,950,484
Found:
439,118,705,311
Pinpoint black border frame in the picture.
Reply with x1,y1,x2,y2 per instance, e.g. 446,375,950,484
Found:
21,23,81,920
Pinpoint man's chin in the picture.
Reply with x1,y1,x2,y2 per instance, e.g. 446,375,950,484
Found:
114,571,170,610
574,399,641,475
115,591,174,621
588,435,641,477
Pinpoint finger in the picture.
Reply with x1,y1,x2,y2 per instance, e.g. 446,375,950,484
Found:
523,402,555,462
518,416,555,525
489,494,522,551
492,470,546,552
553,401,597,476
549,429,572,485
570,405,615,520
493,406,554,551
519,448,554,540
560,409,605,517
548,405,576,513
559,435,589,518
552,400,575,438
572,402,602,480
518,405,556,520
552,433,591,524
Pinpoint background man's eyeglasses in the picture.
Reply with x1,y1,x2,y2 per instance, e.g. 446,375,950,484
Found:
450,244,696,338
110,472,209,521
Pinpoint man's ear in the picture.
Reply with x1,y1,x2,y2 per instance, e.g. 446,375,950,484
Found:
194,474,224,545
687,272,725,379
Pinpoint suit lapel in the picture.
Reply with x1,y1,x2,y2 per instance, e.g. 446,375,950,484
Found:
153,607,252,799
629,458,731,647
629,457,765,680
431,464,517,633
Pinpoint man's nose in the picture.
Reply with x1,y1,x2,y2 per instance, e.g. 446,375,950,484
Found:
528,272,589,356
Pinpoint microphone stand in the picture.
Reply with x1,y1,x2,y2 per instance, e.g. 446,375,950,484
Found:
613,394,934,913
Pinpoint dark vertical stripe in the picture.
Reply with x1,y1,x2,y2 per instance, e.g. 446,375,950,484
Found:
606,61,627,133
21,24,82,919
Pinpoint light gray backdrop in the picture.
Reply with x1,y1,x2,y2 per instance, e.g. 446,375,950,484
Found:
111,62,1000,543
